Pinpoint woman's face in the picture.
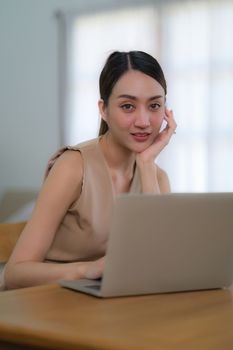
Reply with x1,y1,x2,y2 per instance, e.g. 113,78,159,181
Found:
99,69,166,153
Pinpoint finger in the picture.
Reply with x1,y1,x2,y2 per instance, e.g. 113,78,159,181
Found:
164,110,173,125
165,107,173,118
165,108,177,132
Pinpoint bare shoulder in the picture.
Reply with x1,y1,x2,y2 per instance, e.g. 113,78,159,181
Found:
42,149,84,209
155,164,171,193
47,149,83,183
50,149,83,171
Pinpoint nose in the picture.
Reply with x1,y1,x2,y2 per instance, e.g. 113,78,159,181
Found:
134,108,150,128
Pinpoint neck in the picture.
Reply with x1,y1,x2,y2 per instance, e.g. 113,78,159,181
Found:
99,132,135,176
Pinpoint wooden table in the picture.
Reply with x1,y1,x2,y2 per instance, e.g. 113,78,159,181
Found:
0,284,233,350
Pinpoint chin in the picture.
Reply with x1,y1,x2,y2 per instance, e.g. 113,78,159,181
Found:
129,141,152,154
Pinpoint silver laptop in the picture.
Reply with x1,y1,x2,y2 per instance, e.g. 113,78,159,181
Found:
60,192,233,297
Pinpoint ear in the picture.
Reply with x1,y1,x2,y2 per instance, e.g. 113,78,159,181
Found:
98,99,108,122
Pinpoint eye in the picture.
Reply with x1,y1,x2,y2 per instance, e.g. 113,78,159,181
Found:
121,103,135,112
150,103,161,111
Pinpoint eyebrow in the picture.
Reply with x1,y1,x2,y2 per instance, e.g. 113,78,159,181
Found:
117,94,163,101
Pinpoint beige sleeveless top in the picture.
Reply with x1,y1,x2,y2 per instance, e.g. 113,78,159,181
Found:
45,137,141,263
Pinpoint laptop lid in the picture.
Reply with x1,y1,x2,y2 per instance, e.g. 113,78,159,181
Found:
60,192,233,297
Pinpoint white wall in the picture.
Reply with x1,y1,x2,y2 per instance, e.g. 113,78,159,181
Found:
0,0,61,202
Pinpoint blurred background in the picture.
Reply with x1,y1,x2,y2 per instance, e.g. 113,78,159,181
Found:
0,0,233,222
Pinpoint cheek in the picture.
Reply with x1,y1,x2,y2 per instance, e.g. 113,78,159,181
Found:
119,118,132,129
151,111,164,129
106,106,132,129
112,113,133,129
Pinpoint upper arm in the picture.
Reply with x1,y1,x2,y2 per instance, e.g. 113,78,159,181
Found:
156,165,171,193
7,150,83,264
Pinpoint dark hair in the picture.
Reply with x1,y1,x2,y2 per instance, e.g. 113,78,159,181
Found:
98,50,167,136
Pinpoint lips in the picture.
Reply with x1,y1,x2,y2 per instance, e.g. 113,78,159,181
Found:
131,132,151,142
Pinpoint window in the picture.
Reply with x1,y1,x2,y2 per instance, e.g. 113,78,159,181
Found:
160,1,233,191
57,0,233,192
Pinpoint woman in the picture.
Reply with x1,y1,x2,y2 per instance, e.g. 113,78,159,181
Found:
4,51,177,289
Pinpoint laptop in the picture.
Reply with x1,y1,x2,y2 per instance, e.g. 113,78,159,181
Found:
60,192,233,297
